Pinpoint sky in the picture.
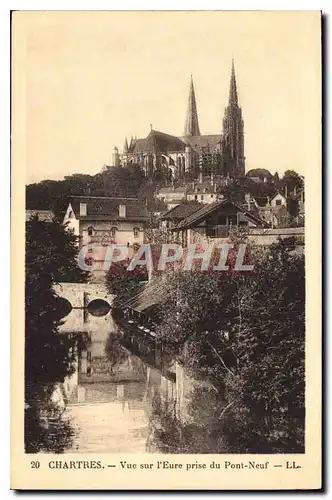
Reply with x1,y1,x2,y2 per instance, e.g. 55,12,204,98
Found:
13,11,321,184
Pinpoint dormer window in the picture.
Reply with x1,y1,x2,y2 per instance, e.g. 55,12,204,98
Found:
133,227,140,238
111,226,118,238
88,226,94,236
80,203,87,216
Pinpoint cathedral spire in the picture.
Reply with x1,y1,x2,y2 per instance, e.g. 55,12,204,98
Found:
184,75,200,136
221,59,245,178
228,59,238,106
123,137,129,154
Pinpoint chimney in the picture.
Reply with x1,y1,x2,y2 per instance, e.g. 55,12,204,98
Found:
80,202,87,216
119,204,126,218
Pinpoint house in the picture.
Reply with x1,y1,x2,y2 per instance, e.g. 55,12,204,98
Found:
173,198,268,247
63,196,150,265
269,192,287,209
156,186,187,207
26,209,55,222
160,201,203,230
186,181,221,204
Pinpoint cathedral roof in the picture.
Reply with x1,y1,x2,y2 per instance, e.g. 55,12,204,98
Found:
126,131,221,155
143,130,186,154
181,134,221,153
129,138,146,153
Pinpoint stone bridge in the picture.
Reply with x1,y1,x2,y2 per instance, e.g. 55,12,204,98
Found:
52,282,115,334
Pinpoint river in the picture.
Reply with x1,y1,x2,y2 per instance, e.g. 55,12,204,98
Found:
25,311,195,454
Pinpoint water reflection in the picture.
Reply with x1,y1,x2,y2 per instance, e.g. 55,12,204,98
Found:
25,312,186,453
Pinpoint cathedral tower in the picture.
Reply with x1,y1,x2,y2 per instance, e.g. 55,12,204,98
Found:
221,60,245,177
184,75,201,136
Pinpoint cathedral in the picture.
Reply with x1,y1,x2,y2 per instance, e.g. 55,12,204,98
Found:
111,61,245,181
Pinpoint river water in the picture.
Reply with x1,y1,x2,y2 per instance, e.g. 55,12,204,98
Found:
25,310,190,454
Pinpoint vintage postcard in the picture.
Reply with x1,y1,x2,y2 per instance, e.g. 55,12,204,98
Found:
11,10,322,490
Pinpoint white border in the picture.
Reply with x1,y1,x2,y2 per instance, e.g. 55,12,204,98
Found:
3,2,329,498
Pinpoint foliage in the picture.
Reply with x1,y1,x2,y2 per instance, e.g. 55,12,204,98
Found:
26,215,89,284
25,216,87,395
105,258,148,307
25,397,77,453
156,240,305,453
148,388,229,453
26,164,153,218
104,332,129,372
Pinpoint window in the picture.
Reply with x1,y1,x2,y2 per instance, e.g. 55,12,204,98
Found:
68,210,74,218
211,194,214,198
133,227,140,238
275,199,282,206
88,226,94,236
201,195,204,201
194,195,198,201
110,226,118,238
206,227,216,238
80,203,87,216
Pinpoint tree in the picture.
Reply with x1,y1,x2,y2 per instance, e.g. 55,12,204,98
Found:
156,240,305,453
25,216,88,399
105,258,148,308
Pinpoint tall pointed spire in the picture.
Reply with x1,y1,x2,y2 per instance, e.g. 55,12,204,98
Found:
221,59,245,178
228,59,238,106
123,137,129,154
184,75,200,136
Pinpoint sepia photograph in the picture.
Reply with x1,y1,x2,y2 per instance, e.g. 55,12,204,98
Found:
11,9,322,490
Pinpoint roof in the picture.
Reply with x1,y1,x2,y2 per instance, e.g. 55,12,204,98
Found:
123,279,166,313
246,168,272,178
158,186,186,195
143,130,186,154
175,199,268,230
269,192,286,202
26,209,55,222
186,182,217,194
181,134,221,153
161,201,203,221
131,138,147,154
253,196,269,207
69,196,149,220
